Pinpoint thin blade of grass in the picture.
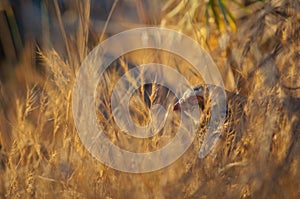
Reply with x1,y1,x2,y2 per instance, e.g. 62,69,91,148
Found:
53,0,72,66
99,0,118,43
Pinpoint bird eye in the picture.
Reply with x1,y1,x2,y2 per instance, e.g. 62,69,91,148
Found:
195,87,201,92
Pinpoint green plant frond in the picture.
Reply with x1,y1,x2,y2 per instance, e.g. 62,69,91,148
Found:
218,0,229,24
210,0,221,29
204,0,243,32
223,2,237,31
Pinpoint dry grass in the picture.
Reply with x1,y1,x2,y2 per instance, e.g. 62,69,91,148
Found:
0,0,300,198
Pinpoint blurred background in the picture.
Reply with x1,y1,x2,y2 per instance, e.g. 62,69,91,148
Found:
0,0,140,80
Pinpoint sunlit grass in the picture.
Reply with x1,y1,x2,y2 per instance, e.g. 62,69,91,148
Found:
0,0,299,198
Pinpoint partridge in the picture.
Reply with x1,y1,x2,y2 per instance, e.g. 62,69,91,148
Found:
173,84,246,119
173,84,247,156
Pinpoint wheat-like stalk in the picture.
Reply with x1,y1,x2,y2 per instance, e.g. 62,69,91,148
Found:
0,0,299,198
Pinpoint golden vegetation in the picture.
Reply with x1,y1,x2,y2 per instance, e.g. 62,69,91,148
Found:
0,0,299,198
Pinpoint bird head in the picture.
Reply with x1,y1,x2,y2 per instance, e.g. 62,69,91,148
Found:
173,85,205,111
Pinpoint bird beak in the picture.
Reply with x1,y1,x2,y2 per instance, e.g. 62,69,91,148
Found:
173,101,181,111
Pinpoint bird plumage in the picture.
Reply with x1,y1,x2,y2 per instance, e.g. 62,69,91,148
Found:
173,84,247,156
173,84,246,117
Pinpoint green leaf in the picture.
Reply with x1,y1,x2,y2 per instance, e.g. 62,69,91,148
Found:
218,0,229,24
